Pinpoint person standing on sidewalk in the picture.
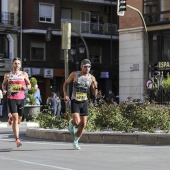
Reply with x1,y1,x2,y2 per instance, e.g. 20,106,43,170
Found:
56,94,61,120
2,57,31,147
47,92,57,116
63,59,98,150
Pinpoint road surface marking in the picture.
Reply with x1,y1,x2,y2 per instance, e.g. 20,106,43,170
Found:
0,157,74,170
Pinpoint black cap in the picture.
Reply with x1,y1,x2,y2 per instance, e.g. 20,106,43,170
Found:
81,59,91,66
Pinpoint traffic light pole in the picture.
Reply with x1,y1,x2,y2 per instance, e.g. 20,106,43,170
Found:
126,4,150,81
126,5,147,33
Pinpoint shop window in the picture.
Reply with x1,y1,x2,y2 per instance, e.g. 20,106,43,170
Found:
149,30,170,64
39,3,54,23
30,42,45,61
163,31,170,61
89,46,102,64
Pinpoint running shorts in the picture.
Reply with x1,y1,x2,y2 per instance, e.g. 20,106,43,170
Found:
71,100,88,116
8,99,25,116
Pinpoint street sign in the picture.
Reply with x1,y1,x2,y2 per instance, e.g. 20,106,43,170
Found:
146,79,154,90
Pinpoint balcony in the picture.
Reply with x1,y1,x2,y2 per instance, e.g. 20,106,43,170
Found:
62,0,117,5
144,11,170,26
0,12,14,25
61,19,118,38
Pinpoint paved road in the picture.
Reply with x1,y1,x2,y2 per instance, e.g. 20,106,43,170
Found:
1,127,170,170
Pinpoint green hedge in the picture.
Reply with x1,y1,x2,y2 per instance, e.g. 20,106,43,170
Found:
33,99,170,133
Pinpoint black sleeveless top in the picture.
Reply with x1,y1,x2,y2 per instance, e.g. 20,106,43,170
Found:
71,71,92,101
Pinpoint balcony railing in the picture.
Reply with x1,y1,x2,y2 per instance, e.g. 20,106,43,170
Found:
144,10,170,26
61,19,118,35
1,12,14,25
0,52,12,59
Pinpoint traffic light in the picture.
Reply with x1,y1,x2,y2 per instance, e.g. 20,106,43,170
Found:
117,0,127,16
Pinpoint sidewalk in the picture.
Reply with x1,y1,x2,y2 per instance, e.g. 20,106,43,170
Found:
26,128,170,145
0,115,39,128
0,119,39,128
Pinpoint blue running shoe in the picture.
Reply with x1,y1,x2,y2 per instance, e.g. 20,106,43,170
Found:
68,119,75,134
73,142,81,150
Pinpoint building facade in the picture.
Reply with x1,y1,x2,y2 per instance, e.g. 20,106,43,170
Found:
0,0,19,78
0,0,20,115
2,0,169,105
21,0,119,104
119,0,170,102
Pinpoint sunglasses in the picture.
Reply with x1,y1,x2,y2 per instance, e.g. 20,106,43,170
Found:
83,65,91,68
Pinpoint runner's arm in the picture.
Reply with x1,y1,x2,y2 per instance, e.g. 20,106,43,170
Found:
63,72,75,102
91,76,98,97
23,72,31,90
2,73,8,95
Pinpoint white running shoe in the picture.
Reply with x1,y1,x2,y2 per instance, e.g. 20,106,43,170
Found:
73,142,81,150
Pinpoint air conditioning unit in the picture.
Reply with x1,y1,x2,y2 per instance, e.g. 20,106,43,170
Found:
101,6,110,15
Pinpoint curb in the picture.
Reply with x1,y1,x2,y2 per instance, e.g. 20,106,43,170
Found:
26,128,170,145
0,122,39,128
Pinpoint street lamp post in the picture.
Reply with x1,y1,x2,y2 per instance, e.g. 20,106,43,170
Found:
45,24,90,75
71,44,85,71
45,23,89,111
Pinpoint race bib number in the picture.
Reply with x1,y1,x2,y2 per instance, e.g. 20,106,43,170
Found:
75,92,87,101
10,84,22,92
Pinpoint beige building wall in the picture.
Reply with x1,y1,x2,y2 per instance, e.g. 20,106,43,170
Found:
119,0,148,102
119,28,147,102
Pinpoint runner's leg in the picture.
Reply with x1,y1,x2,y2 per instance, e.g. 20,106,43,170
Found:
73,116,87,150
76,116,87,138
12,113,19,139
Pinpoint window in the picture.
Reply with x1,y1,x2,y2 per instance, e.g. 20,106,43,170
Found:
149,30,170,64
39,3,54,23
61,8,72,21
81,11,91,33
143,0,170,25
0,35,9,58
89,46,102,64
30,43,45,61
61,8,72,28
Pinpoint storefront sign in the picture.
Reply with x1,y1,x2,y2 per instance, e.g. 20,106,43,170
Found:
44,68,53,78
100,72,109,78
32,68,41,75
158,62,170,70
23,67,31,77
